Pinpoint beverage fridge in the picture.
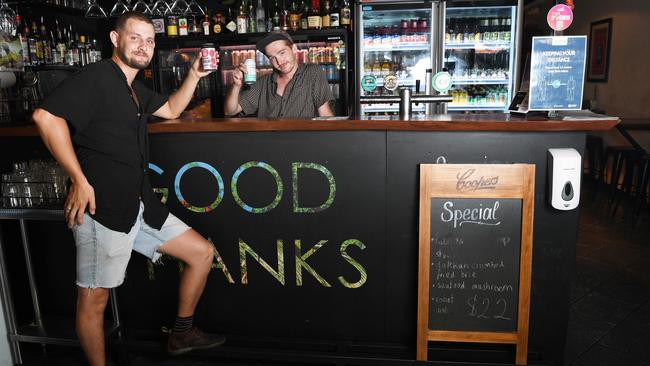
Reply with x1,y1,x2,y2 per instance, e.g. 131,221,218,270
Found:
354,0,522,116
148,29,350,118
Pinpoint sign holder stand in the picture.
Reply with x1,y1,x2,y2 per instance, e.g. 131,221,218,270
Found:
416,164,535,365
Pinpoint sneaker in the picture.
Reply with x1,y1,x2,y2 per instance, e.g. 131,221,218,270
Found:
167,326,226,356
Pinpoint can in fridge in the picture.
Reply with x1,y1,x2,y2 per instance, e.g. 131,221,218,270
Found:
244,58,256,84
201,43,219,71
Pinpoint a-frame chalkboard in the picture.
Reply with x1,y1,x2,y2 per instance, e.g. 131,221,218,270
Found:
417,164,535,365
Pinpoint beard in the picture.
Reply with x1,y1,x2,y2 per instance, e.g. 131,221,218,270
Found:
116,47,151,69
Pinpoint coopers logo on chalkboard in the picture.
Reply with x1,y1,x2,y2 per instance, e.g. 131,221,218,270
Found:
440,201,501,228
456,169,499,192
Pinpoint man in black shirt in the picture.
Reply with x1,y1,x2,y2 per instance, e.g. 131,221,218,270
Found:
32,12,222,365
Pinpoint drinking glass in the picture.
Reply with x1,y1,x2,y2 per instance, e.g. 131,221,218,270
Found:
132,0,152,14
185,0,204,16
85,0,107,19
0,1,16,37
110,0,130,17
151,0,171,16
169,0,188,15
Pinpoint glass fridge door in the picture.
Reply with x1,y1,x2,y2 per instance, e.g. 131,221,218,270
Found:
444,6,517,112
218,36,348,117
358,3,432,116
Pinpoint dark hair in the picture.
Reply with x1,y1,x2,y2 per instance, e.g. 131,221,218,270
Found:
114,11,154,32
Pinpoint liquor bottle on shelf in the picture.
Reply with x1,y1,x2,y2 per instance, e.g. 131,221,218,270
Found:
225,9,237,33
321,0,331,28
178,14,188,36
151,8,165,35
17,16,30,65
247,0,257,33
307,0,321,29
49,30,59,64
166,15,178,37
330,0,339,28
77,35,87,66
213,12,225,34
189,14,201,35
288,0,300,31
89,39,101,63
280,0,289,30
202,12,211,35
65,28,78,66
40,18,53,64
29,21,42,65
56,20,67,64
236,2,248,33
256,0,266,33
300,0,309,30
339,0,350,30
271,0,281,31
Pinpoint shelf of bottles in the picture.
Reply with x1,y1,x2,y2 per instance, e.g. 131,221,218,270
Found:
152,0,352,40
12,14,102,69
359,6,432,116
218,39,346,114
444,6,516,112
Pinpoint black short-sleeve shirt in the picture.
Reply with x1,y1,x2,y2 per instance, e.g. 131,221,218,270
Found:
239,64,334,118
39,59,169,233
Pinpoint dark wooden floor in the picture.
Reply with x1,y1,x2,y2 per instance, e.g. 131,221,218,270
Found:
16,181,650,366
565,180,650,366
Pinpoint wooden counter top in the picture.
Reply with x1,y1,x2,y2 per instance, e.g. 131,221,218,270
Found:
0,114,620,137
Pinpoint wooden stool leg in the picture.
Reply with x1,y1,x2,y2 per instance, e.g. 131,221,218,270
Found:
608,152,624,203
634,159,649,223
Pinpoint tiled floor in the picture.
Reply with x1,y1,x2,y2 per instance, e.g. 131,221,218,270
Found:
564,181,650,366
16,181,650,366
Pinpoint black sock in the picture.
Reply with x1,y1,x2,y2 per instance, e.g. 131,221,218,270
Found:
173,315,193,333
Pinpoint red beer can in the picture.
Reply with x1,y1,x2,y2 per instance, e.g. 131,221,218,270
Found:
201,43,219,71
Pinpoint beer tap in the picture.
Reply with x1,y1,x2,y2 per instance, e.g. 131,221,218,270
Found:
359,87,452,120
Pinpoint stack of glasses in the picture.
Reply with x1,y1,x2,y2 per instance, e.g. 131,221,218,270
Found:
1,160,68,209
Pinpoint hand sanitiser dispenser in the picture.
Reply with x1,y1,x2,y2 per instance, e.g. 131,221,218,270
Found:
548,148,581,210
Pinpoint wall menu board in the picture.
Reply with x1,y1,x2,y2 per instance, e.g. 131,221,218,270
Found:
417,164,535,365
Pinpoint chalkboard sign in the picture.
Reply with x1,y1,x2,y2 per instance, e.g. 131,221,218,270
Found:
428,198,521,332
417,164,535,366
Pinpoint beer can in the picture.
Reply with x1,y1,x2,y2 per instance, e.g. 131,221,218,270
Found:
244,58,256,84
201,43,219,71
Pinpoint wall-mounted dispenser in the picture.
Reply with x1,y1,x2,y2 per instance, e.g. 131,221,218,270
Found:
548,148,581,210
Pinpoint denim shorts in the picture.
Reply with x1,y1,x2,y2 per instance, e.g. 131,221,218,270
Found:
72,202,191,288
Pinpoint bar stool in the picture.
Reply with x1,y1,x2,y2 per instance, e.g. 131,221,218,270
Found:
585,135,604,182
604,146,635,204
0,209,123,364
610,148,645,218
633,153,650,223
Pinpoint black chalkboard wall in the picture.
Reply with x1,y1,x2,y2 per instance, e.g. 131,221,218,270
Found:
428,198,522,332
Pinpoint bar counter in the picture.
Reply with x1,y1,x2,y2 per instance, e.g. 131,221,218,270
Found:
0,114,619,366
0,114,619,136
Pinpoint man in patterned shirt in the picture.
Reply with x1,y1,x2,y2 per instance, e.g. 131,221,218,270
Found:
225,31,335,118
